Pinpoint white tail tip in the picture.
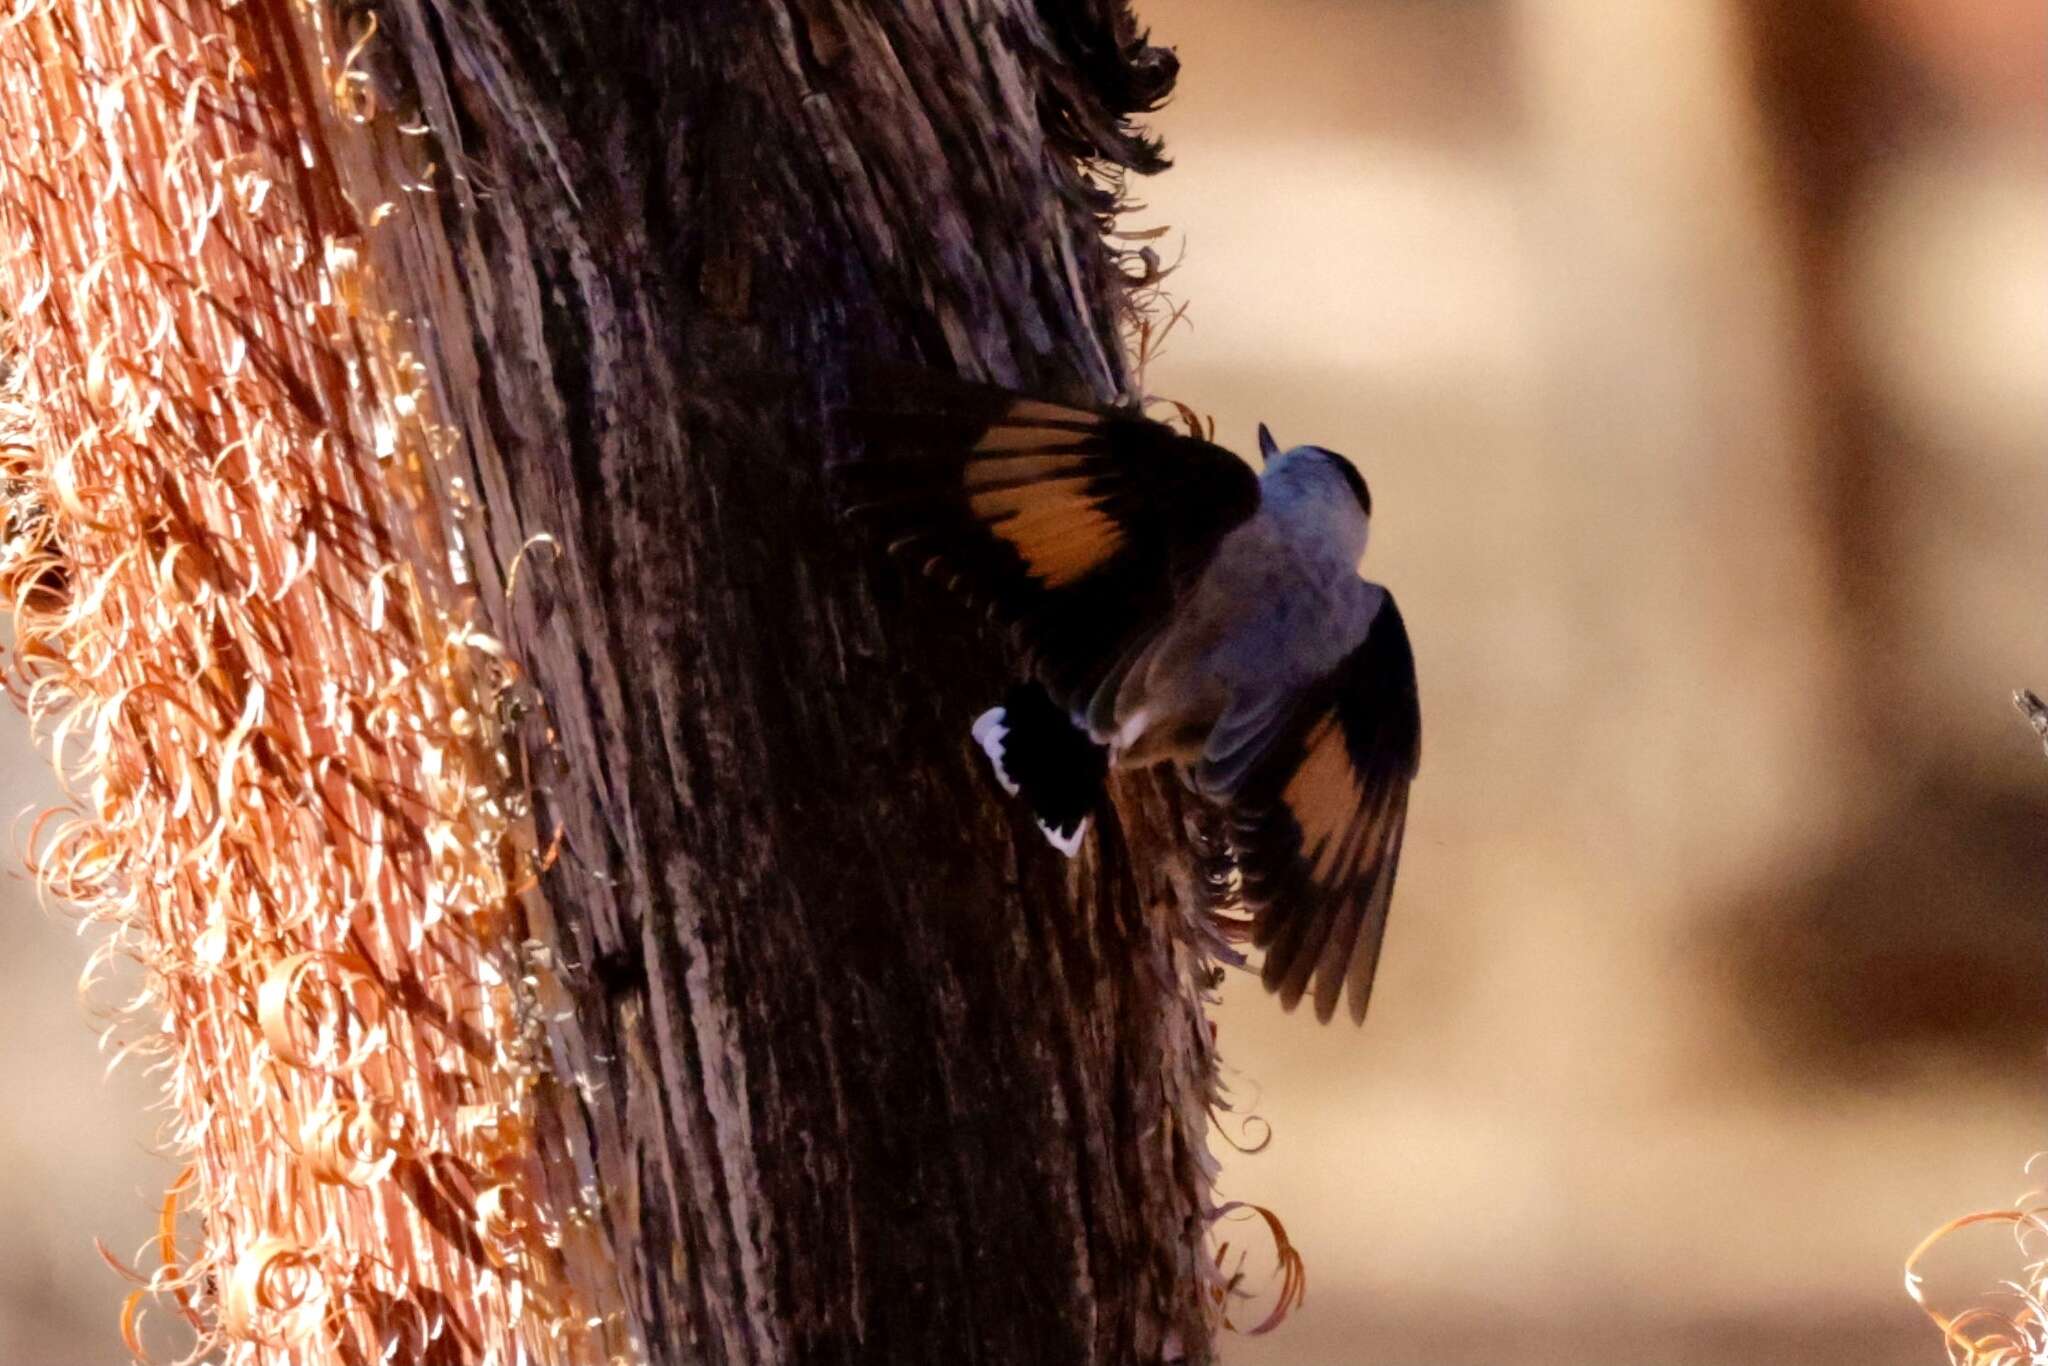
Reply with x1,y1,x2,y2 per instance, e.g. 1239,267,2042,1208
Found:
1038,816,1088,858
971,707,1020,796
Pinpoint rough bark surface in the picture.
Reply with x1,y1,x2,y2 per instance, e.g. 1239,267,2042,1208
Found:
327,4,1219,1362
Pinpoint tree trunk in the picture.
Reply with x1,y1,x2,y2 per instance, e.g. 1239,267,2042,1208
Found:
333,5,1220,1362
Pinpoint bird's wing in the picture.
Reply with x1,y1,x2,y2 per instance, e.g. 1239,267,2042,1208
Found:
838,365,1261,708
1223,590,1420,1025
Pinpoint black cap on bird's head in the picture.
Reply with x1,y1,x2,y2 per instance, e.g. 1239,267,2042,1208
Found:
1320,448,1371,518
1259,423,1371,518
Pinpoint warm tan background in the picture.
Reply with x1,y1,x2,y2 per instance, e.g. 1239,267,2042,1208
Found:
2,1,2044,1363
1144,1,2048,1364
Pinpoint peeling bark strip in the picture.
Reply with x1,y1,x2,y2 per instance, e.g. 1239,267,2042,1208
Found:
0,4,620,1364
312,3,1224,1364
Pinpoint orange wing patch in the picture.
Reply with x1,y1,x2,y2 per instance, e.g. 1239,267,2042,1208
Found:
841,370,1264,706
1282,714,1364,883
961,406,1120,585
972,424,1097,453
967,483,1124,588
961,454,1092,488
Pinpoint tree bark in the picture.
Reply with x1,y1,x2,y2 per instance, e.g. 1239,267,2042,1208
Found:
327,5,1220,1362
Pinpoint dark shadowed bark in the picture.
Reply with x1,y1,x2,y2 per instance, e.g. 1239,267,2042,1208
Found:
317,4,1221,1362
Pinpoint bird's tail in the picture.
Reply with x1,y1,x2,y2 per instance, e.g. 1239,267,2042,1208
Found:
971,681,1108,857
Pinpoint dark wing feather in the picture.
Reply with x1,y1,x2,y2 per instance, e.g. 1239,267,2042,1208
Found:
1227,593,1421,1024
836,366,1260,708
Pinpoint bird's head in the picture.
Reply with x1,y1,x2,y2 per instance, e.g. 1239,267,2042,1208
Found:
1257,423,1372,559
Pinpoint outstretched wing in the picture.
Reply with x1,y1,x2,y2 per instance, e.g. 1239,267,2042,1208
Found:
837,365,1261,709
1225,591,1421,1025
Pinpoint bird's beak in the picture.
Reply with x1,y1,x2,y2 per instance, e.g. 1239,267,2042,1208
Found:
1258,423,1280,463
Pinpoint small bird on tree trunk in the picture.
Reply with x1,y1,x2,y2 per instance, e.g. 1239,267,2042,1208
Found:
842,368,1422,1025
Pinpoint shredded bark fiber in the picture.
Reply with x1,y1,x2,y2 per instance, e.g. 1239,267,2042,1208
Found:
1908,1195,2048,1366
0,4,619,1361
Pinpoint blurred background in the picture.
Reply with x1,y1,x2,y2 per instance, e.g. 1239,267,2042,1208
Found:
1135,1,2048,1363
1,1,2043,1363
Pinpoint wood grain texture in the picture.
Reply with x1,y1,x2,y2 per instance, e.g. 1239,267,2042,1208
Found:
310,3,1222,1361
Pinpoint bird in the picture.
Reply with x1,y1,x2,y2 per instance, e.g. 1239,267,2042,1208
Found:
837,366,1420,1025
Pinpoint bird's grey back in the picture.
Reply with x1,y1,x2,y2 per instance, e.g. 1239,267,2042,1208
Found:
1086,446,1380,792
1196,448,1374,684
